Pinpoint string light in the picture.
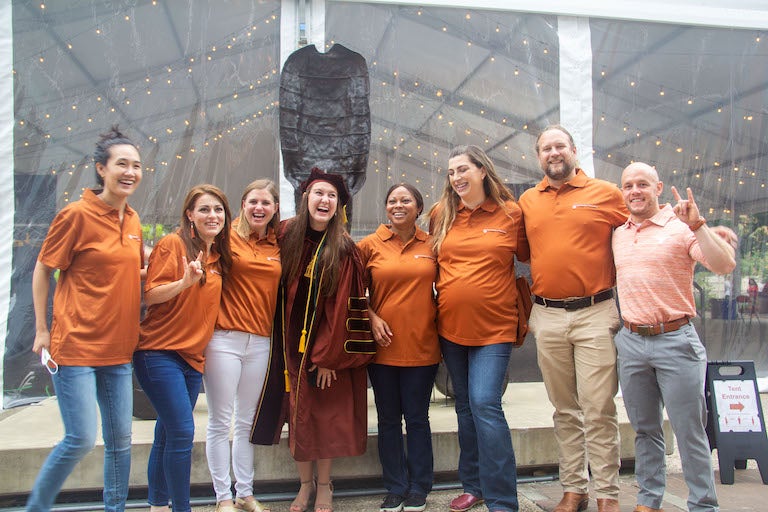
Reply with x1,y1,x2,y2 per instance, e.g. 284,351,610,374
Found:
26,8,765,217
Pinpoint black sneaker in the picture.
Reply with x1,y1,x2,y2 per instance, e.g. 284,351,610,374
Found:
402,493,427,512
380,493,405,512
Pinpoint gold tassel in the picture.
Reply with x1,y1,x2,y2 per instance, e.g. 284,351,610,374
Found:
299,329,307,353
284,369,290,392
341,205,348,224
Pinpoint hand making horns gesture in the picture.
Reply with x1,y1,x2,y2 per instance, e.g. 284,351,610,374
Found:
670,186,701,227
181,250,205,288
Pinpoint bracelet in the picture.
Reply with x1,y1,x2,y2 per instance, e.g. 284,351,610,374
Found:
689,217,707,232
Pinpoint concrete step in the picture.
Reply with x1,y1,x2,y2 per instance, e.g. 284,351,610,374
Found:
0,382,670,497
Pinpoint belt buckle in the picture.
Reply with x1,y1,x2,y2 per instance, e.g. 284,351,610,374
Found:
636,325,654,336
563,297,587,311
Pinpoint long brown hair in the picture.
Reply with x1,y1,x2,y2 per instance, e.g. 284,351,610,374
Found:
430,145,516,253
179,184,233,283
280,182,355,296
234,179,280,240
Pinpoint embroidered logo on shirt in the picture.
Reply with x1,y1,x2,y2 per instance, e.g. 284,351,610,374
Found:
572,204,598,209
127,234,141,241
483,228,507,234
414,254,436,260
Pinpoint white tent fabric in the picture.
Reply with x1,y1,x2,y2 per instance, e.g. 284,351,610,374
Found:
0,2,14,409
3,0,768,406
341,0,768,30
557,16,594,176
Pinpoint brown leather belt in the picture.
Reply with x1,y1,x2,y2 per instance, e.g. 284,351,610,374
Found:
533,289,614,311
623,317,690,336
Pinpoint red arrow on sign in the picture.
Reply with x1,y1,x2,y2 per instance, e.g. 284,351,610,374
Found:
729,402,745,411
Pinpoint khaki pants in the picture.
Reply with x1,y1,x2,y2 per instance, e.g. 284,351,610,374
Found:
529,299,621,498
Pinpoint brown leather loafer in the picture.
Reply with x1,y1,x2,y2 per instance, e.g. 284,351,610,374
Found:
597,498,619,512
553,492,589,512
633,506,664,512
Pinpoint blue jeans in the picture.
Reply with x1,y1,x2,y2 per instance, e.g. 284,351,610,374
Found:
26,364,133,512
133,351,202,512
440,338,519,512
368,363,439,498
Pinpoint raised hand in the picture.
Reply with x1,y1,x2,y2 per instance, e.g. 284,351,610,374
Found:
671,186,702,227
181,250,205,288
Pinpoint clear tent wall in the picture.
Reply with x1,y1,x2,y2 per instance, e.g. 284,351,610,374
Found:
3,0,767,407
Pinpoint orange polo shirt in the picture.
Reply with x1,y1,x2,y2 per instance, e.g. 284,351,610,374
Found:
39,189,143,366
358,224,440,366
138,233,222,373
216,224,281,336
430,198,526,346
518,169,628,298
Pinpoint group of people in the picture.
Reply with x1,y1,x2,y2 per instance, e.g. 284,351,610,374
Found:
521,127,735,512
27,123,736,512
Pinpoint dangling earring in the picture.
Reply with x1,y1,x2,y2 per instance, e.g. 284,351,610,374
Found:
190,221,196,239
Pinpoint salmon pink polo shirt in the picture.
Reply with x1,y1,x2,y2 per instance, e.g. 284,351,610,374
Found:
613,205,710,325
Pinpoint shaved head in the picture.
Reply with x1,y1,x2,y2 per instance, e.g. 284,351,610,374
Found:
621,162,663,222
621,162,659,185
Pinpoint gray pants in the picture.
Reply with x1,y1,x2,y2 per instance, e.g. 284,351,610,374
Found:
615,324,719,512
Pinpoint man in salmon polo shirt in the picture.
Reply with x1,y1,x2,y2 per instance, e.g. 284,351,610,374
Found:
613,162,735,512
518,125,627,512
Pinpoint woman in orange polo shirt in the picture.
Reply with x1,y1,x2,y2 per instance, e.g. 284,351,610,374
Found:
358,183,440,512
203,179,280,512
27,126,143,512
134,184,232,512
430,145,528,512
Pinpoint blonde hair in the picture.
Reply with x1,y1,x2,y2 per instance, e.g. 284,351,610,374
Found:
235,179,280,240
430,145,515,253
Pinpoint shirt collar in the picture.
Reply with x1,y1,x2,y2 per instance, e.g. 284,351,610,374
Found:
232,218,278,245
534,168,588,192
83,188,136,217
375,223,428,242
457,196,497,213
623,203,675,229
254,225,278,244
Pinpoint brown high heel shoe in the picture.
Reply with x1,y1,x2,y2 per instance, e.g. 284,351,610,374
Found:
314,481,333,512
290,480,316,512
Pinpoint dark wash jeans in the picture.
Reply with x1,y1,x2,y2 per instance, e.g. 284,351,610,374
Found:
133,350,202,512
368,363,439,498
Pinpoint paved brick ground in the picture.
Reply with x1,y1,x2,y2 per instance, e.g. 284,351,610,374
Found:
151,462,765,511
522,462,765,512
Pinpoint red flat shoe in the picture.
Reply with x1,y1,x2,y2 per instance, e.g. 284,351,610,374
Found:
449,493,484,512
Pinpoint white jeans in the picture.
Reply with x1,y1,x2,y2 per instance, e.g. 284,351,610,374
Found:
203,330,270,501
